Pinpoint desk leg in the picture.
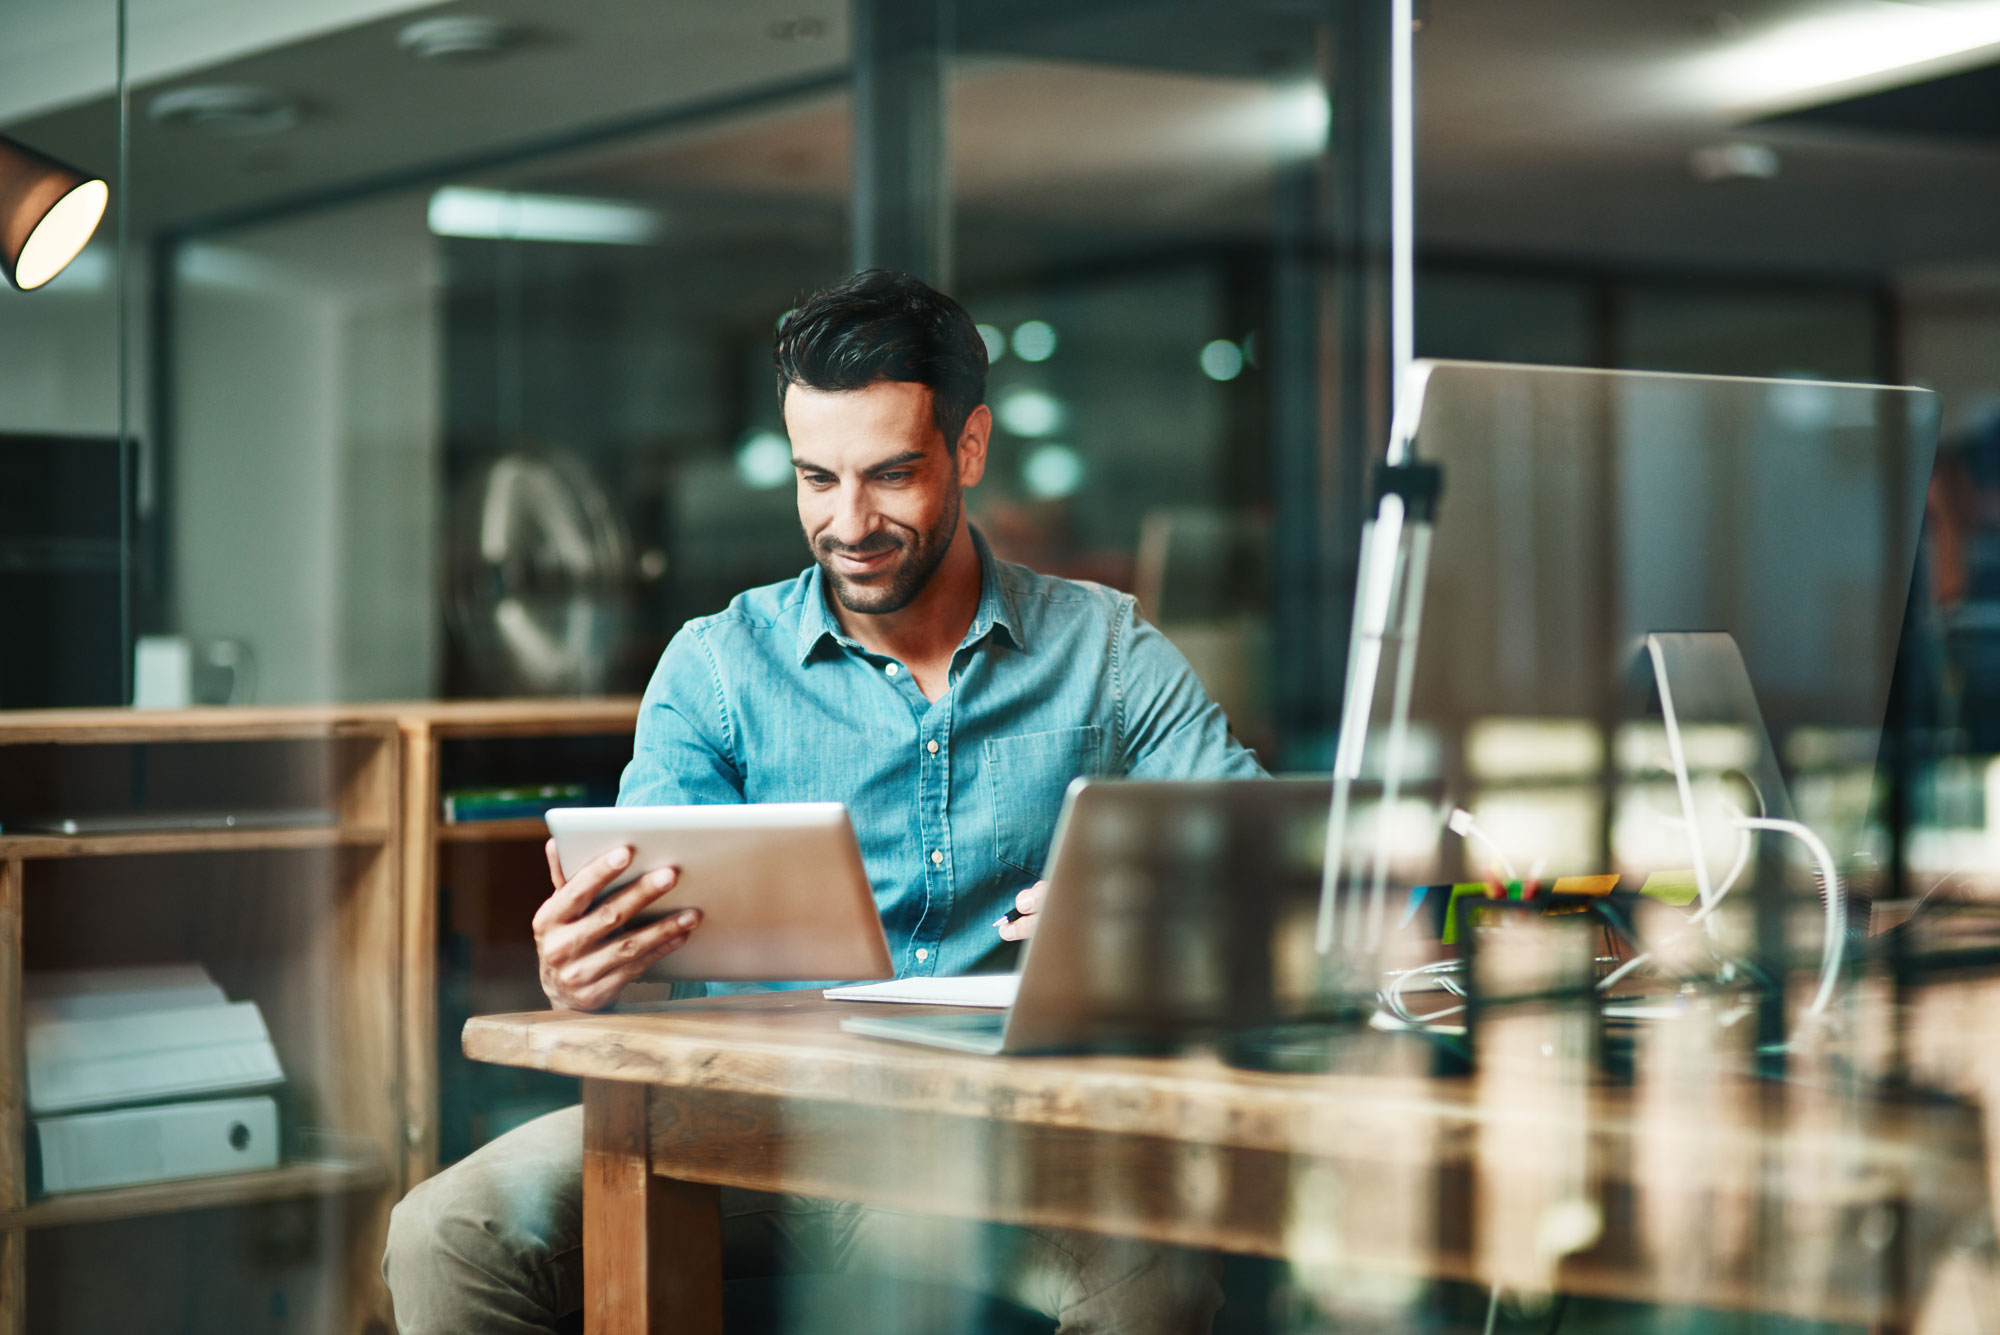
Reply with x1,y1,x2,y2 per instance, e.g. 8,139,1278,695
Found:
583,1080,722,1335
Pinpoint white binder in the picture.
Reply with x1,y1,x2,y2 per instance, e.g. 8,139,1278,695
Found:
35,1095,279,1194
24,965,285,1116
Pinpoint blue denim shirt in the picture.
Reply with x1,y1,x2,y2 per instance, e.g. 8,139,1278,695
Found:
617,529,1265,989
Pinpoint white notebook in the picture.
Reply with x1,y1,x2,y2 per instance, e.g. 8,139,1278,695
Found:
824,974,1020,1009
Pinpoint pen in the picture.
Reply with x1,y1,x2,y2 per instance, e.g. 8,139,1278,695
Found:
994,907,1025,927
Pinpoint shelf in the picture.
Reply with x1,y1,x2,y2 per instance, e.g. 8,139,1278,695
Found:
436,817,550,844
405,698,638,739
0,825,392,859
5,1156,388,1230
0,708,397,746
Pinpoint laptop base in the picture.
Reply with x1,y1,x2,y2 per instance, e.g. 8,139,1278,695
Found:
839,1012,1008,1055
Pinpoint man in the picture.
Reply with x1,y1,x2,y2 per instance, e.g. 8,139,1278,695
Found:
384,270,1265,1333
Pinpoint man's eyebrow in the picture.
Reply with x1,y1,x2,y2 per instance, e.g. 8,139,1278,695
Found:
790,451,927,476
864,451,925,476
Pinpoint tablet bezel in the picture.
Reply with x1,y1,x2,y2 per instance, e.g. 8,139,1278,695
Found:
544,804,892,982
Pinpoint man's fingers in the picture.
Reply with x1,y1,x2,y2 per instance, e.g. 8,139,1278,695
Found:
557,909,702,999
1014,881,1046,914
540,867,679,963
544,838,566,892
569,918,701,1011
589,867,680,936
532,844,636,932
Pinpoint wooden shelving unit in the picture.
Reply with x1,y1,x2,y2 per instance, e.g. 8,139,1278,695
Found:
0,698,639,1330
0,708,405,1335
2,1156,387,1230
0,825,391,860
393,699,638,1185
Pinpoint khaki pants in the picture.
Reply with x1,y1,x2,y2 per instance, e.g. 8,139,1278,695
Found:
383,1105,1221,1334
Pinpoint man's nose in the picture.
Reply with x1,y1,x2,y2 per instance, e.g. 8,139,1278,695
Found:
825,482,877,545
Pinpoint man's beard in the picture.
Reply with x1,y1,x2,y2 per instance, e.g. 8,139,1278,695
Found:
812,479,962,616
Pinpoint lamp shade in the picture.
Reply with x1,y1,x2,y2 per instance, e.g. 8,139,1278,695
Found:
0,135,108,292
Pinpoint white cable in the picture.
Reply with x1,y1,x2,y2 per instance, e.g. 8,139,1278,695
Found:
1597,816,1752,994
1737,815,1847,1019
1596,813,1847,1026
1448,807,1518,880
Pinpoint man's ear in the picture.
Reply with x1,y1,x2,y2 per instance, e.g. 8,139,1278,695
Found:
955,404,991,488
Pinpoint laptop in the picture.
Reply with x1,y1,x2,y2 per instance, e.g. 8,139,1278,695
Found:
837,775,1332,1055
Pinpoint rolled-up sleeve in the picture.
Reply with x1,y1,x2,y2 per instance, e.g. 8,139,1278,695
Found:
1113,596,1268,780
617,623,747,807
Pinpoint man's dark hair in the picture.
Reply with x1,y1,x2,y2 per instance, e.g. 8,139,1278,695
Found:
773,269,988,453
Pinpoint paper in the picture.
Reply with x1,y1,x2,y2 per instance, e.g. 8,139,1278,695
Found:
824,974,1020,1009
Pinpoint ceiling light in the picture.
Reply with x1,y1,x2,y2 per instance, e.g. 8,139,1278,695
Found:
1689,141,1780,181
996,388,1066,438
149,84,302,136
734,429,793,490
976,323,1006,363
1680,1,2000,111
0,136,109,292
428,187,663,245
1022,444,1085,500
1199,339,1246,381
1010,320,1057,362
1271,81,1331,157
397,16,524,63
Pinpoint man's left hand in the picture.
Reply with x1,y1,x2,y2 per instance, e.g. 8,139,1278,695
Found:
995,881,1046,941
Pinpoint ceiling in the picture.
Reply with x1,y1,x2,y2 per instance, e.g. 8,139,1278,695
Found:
6,0,2000,280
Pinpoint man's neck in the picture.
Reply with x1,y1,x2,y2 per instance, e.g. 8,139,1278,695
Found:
831,518,982,686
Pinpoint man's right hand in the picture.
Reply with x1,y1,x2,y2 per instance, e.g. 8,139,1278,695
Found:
534,840,702,1012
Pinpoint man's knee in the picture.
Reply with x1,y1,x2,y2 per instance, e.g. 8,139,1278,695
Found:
382,1106,586,1333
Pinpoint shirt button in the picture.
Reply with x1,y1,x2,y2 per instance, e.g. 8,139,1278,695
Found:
915,947,929,962
885,663,899,676
926,739,939,755
930,849,943,865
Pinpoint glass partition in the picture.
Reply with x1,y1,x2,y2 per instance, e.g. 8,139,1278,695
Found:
1322,361,1938,1043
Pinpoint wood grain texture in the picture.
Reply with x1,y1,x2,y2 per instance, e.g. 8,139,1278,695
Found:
467,994,1990,1327
0,701,633,745
1,1157,386,1229
0,825,391,859
0,861,18,1219
463,996,1977,1168
385,698,638,739
0,708,393,745
332,734,404,1331
585,1081,721,1335
0,1228,21,1335
399,722,441,1186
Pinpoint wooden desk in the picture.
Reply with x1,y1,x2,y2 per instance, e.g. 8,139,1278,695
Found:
465,992,1987,1335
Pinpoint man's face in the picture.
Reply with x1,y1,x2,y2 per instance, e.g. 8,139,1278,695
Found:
785,379,988,616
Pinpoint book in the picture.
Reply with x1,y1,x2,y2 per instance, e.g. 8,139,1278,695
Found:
441,783,597,824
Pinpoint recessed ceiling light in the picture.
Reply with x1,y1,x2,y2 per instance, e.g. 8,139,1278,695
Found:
148,85,302,137
397,16,525,63
1680,1,2000,111
427,186,664,245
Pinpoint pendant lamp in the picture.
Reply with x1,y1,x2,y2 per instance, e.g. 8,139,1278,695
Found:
0,135,108,292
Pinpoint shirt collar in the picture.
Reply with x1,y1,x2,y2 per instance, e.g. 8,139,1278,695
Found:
963,526,1025,654
793,525,1024,667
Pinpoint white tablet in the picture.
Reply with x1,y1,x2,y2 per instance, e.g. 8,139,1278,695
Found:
544,804,892,982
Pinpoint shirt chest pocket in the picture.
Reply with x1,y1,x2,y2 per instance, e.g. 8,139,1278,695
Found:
982,725,1105,878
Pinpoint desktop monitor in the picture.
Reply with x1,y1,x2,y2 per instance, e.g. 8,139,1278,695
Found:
1319,361,1939,1028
